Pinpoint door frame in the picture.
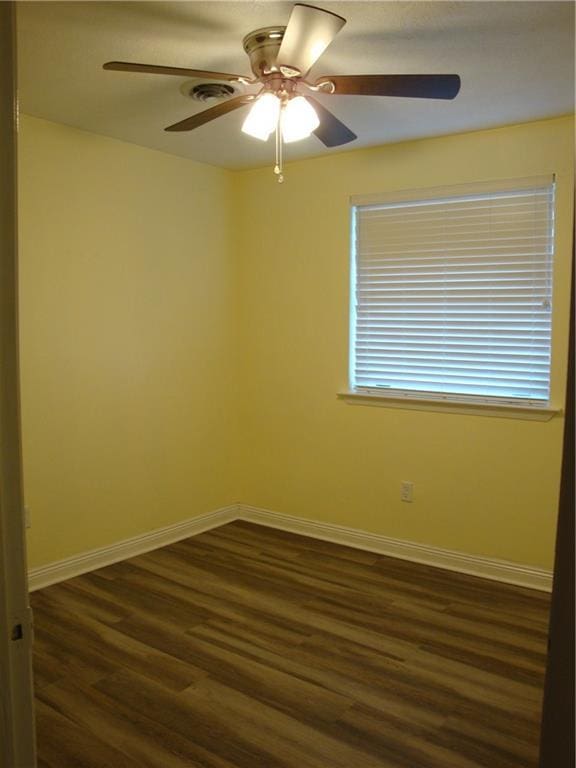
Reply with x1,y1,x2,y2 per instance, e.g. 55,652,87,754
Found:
0,3,37,766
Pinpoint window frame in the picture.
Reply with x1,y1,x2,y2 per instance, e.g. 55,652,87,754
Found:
344,176,560,419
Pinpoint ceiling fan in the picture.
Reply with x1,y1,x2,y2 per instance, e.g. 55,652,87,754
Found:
104,3,461,180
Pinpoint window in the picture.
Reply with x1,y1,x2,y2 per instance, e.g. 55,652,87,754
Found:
350,177,555,408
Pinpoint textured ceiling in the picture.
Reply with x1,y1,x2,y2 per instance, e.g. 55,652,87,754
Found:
17,1,575,170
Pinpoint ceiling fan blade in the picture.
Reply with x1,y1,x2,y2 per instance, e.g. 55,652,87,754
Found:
103,61,245,82
315,74,461,99
276,4,346,78
306,96,356,147
165,95,255,132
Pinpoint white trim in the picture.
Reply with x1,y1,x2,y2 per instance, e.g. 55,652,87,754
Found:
238,505,553,592
28,505,238,591
338,390,561,421
28,503,553,594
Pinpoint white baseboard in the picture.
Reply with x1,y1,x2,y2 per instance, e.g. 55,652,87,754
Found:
238,505,553,592
27,505,238,592
28,502,553,593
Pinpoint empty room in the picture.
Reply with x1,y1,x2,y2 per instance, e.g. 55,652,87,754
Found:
0,1,574,767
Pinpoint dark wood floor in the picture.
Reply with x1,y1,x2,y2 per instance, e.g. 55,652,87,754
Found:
31,521,550,768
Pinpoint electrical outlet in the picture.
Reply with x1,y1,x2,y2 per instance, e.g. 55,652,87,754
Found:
401,481,414,503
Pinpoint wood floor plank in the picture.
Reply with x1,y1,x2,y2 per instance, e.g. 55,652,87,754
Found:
209,521,382,565
32,521,549,767
32,597,202,692
302,595,547,684
95,669,318,768
40,577,132,624
113,613,356,728
442,715,539,762
443,600,550,636
185,620,447,731
334,702,482,768
408,645,544,711
31,639,107,692
35,699,142,768
402,599,547,653
37,677,234,768
111,560,314,646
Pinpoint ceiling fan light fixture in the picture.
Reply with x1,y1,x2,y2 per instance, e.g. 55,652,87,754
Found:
104,3,462,181
241,92,281,140
281,96,319,142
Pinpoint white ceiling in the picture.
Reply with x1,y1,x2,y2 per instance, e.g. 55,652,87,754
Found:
17,1,575,170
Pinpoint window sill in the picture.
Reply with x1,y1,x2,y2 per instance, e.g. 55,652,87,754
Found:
337,390,562,421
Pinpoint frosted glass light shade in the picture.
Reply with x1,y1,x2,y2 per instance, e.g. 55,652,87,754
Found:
241,93,281,141
282,96,319,143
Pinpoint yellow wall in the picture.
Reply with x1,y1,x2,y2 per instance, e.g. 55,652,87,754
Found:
19,116,239,568
19,115,573,572
234,116,574,569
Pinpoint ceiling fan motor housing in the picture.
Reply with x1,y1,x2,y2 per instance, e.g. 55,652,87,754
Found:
243,26,286,77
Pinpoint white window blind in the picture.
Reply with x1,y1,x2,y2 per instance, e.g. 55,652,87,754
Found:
350,178,555,406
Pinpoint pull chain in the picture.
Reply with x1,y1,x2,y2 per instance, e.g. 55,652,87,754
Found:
273,107,284,184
